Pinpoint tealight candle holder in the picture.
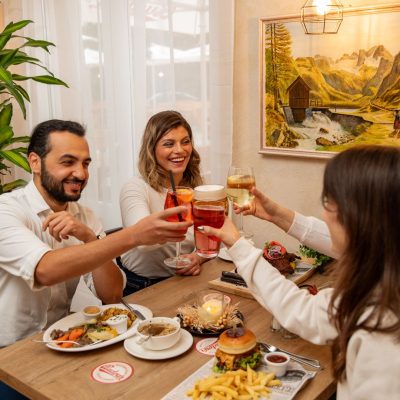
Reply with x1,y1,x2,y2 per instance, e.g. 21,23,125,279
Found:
196,290,227,323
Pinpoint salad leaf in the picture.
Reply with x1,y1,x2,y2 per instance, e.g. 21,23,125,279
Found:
238,352,262,369
299,245,332,267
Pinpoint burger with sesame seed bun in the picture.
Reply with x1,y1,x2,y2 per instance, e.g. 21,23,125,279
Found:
214,327,262,372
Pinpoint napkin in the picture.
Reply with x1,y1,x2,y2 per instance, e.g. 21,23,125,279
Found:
70,277,102,312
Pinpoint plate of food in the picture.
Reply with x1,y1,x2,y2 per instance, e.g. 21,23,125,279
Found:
162,327,317,400
177,301,244,337
42,303,152,352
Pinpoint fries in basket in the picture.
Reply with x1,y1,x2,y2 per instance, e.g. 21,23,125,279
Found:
186,365,281,399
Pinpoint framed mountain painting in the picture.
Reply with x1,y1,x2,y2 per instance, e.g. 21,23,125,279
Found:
259,5,400,158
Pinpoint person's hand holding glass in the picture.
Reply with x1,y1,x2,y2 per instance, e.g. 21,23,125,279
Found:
163,186,194,269
226,166,256,238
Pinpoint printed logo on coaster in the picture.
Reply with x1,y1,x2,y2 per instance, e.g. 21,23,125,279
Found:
195,338,218,356
91,361,133,384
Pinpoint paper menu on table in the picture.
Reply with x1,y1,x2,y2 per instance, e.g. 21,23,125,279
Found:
161,358,316,400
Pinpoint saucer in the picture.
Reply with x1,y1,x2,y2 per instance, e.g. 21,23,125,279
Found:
124,329,193,360
218,247,233,262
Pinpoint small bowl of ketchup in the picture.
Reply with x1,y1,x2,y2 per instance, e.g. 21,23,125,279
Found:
264,351,290,377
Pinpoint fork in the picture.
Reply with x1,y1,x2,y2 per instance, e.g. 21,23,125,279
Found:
33,339,82,346
33,339,103,346
259,342,322,369
120,298,146,320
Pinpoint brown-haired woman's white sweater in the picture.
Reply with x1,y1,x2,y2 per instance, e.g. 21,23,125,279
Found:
229,214,400,400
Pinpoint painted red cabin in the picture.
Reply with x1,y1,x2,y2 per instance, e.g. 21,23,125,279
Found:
287,76,310,123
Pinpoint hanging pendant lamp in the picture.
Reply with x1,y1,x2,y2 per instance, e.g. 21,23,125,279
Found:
301,0,343,34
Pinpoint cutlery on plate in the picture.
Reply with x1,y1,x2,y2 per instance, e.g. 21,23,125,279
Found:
120,298,146,320
33,339,82,346
259,342,322,369
33,339,103,346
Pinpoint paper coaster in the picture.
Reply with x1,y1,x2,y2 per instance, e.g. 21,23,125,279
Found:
195,338,218,356
91,361,133,384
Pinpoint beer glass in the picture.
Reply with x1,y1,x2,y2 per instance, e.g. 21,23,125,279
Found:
226,166,255,237
193,200,225,258
163,187,193,268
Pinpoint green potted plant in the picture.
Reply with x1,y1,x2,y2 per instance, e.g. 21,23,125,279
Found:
0,19,68,194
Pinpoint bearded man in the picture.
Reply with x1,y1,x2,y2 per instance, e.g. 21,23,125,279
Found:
0,119,191,348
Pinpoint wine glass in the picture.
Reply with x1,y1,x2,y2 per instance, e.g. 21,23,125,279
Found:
226,166,256,238
163,186,194,269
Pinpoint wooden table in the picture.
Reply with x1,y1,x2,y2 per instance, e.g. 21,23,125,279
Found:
0,258,335,400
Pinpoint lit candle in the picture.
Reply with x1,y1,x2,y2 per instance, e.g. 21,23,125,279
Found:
201,299,223,320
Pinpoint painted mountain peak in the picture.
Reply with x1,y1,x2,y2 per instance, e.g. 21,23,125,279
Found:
293,45,398,109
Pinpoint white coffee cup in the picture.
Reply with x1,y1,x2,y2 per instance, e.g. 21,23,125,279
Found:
136,316,181,351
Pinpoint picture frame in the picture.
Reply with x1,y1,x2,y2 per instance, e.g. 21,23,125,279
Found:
259,5,400,158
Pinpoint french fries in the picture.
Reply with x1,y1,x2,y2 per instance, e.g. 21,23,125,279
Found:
186,365,281,400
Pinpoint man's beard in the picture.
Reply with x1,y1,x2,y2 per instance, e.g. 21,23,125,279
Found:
41,161,86,203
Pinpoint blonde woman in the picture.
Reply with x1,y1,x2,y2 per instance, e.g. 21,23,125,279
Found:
119,111,206,294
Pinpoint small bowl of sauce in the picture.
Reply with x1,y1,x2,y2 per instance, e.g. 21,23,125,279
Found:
264,351,290,377
106,314,128,334
82,305,101,320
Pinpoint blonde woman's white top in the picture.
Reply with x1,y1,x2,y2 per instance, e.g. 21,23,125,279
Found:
119,176,194,278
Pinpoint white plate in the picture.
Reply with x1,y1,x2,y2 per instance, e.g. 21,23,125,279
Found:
218,247,233,262
43,303,152,352
124,329,193,360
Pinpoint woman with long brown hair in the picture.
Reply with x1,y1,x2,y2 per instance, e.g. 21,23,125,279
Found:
202,145,400,398
119,110,206,294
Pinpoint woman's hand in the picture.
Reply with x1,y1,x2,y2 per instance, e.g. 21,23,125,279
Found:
234,187,295,232
175,252,206,276
200,217,241,248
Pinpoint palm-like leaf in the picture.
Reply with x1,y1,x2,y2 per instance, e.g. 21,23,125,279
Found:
32,75,68,86
0,149,30,172
19,38,55,53
1,20,33,36
0,103,12,126
0,126,13,146
0,19,67,193
1,179,27,193
9,135,30,144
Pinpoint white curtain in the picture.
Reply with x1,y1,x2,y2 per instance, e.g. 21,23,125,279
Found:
4,0,233,229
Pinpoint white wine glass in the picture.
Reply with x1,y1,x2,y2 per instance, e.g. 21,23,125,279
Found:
226,166,255,238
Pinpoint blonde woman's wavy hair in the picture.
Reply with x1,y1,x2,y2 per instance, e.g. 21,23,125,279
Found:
138,110,203,192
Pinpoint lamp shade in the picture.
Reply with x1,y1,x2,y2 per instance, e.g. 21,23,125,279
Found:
301,0,343,34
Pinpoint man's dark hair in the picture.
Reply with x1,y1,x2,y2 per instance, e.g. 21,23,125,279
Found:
27,119,86,158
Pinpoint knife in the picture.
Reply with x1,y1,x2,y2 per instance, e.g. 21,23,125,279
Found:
120,298,146,320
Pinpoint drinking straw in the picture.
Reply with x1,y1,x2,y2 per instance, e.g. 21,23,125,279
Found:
168,170,183,222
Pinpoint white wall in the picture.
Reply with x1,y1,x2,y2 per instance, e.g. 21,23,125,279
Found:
233,0,400,251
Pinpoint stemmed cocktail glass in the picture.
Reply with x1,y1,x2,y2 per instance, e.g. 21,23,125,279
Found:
163,186,193,269
226,166,255,238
